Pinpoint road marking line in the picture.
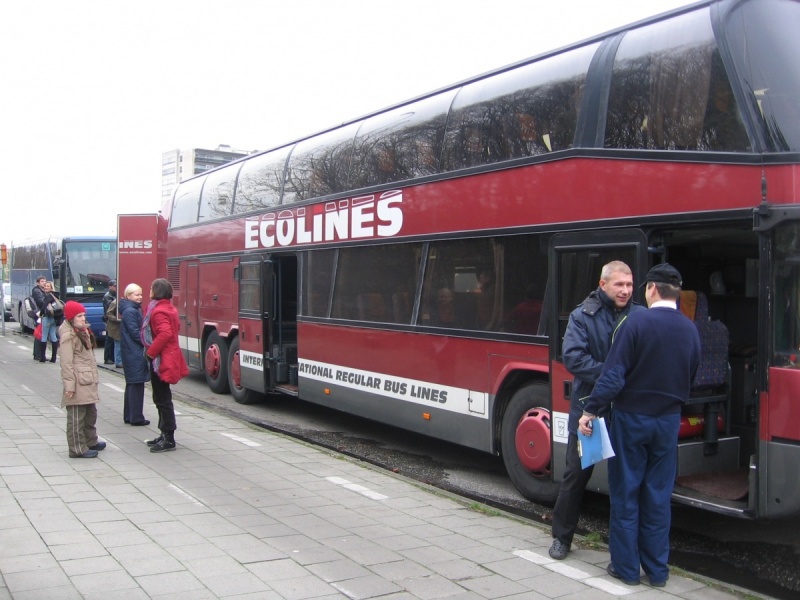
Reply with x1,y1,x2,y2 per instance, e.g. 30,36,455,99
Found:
513,550,634,596
103,383,125,393
326,476,388,501
219,432,261,447
169,483,205,507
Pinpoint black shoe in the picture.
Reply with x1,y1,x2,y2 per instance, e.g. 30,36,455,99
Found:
150,434,176,453
607,563,640,586
104,360,114,365
69,450,98,458
145,434,164,447
89,441,106,451
647,574,668,588
131,420,150,426
548,539,569,560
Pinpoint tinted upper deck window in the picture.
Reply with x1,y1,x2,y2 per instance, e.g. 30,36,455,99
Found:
170,176,205,228
723,0,800,152
605,8,750,151
233,147,292,214
349,91,454,189
283,124,359,204
442,44,598,170
199,163,240,222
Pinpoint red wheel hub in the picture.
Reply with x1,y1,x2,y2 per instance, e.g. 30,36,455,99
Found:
205,344,221,379
515,408,552,474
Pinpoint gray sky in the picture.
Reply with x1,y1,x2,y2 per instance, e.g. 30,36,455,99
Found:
0,0,696,247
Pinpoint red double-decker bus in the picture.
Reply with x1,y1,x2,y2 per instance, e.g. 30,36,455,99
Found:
121,0,800,519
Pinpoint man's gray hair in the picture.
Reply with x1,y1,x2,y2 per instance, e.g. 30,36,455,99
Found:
600,260,632,281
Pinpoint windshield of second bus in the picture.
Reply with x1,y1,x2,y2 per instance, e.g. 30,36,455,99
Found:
62,241,117,294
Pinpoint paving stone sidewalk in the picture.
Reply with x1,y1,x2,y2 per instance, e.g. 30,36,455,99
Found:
0,344,764,599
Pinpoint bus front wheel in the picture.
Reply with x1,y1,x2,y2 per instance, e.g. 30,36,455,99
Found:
204,331,230,394
500,382,559,506
227,336,261,405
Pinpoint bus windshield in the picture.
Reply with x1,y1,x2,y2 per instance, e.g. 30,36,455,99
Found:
62,240,117,294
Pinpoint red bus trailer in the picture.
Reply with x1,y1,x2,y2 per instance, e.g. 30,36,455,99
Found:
121,0,800,519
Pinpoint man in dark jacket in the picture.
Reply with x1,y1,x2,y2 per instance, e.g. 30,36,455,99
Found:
580,263,701,587
102,280,117,365
31,276,47,360
549,261,643,560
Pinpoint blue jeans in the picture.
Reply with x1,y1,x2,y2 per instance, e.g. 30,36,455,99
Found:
608,409,679,584
114,340,122,366
41,316,58,342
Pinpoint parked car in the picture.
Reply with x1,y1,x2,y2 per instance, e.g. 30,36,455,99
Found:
3,282,13,321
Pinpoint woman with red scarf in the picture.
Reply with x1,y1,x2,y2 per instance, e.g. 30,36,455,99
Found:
142,278,189,453
58,301,106,458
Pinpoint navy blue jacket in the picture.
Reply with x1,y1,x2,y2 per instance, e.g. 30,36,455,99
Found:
119,297,149,384
583,305,701,417
562,289,643,433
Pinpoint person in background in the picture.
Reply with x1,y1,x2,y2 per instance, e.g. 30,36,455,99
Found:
119,283,150,427
143,278,188,453
38,280,62,363
579,263,701,587
58,301,106,459
549,260,643,560
31,276,47,361
105,296,123,368
102,280,117,365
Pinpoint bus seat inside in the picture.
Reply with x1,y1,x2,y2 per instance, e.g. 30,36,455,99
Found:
682,291,731,455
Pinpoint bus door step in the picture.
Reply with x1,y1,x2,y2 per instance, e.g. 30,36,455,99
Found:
274,384,299,397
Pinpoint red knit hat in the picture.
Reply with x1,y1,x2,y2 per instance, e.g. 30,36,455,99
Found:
63,301,86,322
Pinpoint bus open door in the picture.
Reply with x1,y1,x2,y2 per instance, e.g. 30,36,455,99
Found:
231,254,298,403
547,230,648,490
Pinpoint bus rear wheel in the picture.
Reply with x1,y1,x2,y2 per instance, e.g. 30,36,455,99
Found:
500,382,559,506
204,331,230,394
227,336,261,405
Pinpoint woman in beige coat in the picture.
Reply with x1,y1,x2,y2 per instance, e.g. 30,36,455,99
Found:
59,301,106,458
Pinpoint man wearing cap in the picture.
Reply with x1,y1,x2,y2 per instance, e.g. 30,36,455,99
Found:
102,280,117,365
579,263,701,587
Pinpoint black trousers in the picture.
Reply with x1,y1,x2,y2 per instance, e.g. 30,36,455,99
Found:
103,336,115,362
551,432,595,546
150,366,176,433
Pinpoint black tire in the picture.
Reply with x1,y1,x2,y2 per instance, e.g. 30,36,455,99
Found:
500,382,559,505
204,331,230,394
227,336,262,405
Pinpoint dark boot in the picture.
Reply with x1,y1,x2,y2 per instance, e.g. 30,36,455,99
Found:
38,339,46,362
145,433,163,447
33,338,42,360
50,341,59,362
150,431,176,453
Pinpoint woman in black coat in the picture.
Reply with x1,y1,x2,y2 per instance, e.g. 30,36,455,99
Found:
119,283,150,426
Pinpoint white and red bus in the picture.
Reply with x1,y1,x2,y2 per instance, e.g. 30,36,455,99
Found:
121,0,800,519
